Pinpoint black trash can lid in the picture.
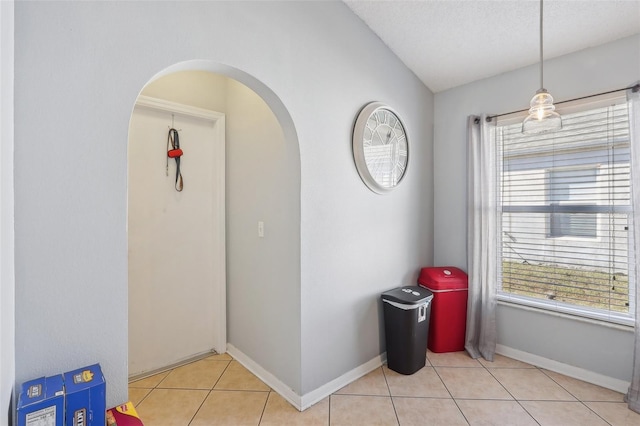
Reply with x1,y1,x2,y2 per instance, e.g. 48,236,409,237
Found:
382,286,433,305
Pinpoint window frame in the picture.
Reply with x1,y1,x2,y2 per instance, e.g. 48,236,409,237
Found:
495,94,636,326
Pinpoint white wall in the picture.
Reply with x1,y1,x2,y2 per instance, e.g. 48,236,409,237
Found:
128,96,224,375
1,0,15,423
14,1,433,404
293,5,433,394
434,34,640,381
225,78,301,392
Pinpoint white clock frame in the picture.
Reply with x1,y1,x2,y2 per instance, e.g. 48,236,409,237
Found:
352,102,409,194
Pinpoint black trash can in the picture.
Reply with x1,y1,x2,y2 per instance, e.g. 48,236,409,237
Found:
382,286,433,375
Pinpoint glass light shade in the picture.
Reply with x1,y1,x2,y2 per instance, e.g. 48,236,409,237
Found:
522,89,562,134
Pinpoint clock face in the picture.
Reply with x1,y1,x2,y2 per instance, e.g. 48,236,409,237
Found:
353,102,408,193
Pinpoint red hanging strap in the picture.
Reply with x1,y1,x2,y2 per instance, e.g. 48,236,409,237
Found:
167,148,183,158
167,128,183,191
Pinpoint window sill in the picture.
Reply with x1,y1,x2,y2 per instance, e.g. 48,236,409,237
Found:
497,297,635,331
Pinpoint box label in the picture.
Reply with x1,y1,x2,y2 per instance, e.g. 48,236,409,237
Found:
25,406,56,426
73,370,94,385
73,408,86,426
27,384,42,399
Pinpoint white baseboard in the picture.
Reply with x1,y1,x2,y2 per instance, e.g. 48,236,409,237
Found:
226,344,387,411
226,344,302,410
299,352,387,411
496,344,630,394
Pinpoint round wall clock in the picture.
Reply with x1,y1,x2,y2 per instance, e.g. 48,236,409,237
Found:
352,102,409,194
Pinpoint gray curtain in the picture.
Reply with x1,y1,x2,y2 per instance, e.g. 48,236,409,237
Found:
627,86,640,414
465,115,498,361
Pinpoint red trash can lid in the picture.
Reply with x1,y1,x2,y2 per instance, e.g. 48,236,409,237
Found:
417,267,468,291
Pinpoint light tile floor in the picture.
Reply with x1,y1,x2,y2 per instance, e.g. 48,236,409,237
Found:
128,351,640,425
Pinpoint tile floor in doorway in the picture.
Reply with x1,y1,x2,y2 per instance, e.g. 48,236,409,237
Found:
128,350,640,425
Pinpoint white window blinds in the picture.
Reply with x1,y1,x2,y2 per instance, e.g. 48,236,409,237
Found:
496,97,635,325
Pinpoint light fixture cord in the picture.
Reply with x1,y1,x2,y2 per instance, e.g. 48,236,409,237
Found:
539,0,544,90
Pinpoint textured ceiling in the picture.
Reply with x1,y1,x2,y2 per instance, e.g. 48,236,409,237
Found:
344,0,640,93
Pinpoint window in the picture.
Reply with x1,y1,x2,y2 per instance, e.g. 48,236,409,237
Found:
497,97,635,325
548,168,598,238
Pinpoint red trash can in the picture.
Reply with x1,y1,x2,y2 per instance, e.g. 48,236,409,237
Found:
418,267,468,353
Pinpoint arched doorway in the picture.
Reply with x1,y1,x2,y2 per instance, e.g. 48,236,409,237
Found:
127,62,301,380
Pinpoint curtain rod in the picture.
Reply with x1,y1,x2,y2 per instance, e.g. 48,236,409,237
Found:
486,83,640,122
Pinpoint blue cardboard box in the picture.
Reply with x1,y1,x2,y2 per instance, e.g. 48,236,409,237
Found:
63,364,106,426
17,375,65,426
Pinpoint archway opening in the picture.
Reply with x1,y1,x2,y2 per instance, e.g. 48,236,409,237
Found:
127,62,301,386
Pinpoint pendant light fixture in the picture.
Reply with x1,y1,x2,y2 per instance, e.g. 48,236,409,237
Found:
522,0,562,134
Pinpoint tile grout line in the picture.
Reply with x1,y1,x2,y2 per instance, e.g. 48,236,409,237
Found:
491,363,618,424
429,356,471,425
482,363,541,425
380,364,401,426
187,389,212,426
133,356,234,425
129,366,172,409
483,363,522,400
515,402,542,426
536,368,615,425
131,386,153,408
150,358,233,391
379,364,392,398
257,390,271,425
211,359,233,390
537,367,581,401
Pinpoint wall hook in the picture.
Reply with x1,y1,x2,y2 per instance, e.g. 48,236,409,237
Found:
167,114,182,132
